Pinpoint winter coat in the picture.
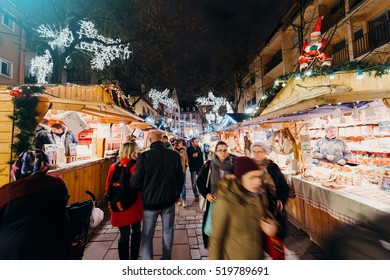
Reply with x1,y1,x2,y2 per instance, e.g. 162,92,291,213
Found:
106,158,143,227
173,146,189,173
34,124,55,150
52,127,78,153
197,160,234,248
187,145,203,172
130,141,184,210
209,176,268,260
0,172,71,260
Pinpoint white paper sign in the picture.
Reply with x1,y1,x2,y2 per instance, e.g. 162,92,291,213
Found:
61,112,89,135
97,123,111,138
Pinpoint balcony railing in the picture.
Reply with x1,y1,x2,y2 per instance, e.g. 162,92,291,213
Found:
264,50,282,74
349,0,365,11
353,20,390,58
322,0,346,33
331,44,349,65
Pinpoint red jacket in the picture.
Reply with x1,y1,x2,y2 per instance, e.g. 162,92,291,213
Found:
106,158,143,227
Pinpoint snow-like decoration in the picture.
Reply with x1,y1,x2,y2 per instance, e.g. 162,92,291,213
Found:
196,91,233,123
30,50,53,84
30,20,132,81
148,88,179,109
35,25,74,52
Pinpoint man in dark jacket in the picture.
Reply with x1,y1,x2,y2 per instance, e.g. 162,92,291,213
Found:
51,123,78,154
130,130,183,260
34,118,55,150
187,137,203,201
0,150,71,259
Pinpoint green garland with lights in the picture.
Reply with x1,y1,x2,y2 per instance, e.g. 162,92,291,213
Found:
9,86,44,156
252,59,390,117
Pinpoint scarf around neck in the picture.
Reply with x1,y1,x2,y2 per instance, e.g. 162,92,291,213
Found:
255,158,277,198
209,154,233,193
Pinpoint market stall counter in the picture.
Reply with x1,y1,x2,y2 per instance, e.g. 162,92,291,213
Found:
286,174,390,249
48,157,114,204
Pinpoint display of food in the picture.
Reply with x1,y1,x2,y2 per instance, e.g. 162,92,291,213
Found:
302,165,338,182
317,162,390,187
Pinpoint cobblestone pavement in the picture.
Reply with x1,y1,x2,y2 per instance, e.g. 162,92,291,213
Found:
83,171,326,260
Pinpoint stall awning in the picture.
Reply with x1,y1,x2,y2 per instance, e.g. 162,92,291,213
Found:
247,71,390,125
35,85,147,125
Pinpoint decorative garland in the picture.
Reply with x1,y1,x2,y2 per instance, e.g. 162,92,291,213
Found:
9,86,44,156
252,60,390,117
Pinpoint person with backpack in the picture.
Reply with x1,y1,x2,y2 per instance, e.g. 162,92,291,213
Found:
106,142,143,260
0,150,71,259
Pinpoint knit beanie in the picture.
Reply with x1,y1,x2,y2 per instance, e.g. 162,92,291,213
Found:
234,156,260,179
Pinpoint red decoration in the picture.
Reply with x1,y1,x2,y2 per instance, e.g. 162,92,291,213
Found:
9,87,23,97
298,16,331,70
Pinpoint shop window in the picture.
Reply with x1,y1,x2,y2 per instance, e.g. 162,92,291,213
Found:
1,11,15,31
0,58,12,78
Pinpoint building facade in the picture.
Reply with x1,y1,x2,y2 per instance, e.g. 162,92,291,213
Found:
239,0,390,114
0,0,26,85
180,103,203,138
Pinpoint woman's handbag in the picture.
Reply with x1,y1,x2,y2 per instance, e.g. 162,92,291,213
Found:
203,202,214,236
199,168,211,211
264,234,285,260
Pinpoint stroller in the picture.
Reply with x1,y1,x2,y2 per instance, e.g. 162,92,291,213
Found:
66,190,97,260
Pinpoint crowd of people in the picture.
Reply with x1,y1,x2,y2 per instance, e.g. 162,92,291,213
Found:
2,119,388,260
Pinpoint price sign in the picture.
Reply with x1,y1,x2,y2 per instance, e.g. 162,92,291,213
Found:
379,175,390,192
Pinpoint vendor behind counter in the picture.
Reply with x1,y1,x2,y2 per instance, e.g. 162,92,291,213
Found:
312,125,352,166
50,123,78,154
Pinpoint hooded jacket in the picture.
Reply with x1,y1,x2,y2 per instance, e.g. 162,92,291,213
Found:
34,124,55,150
130,141,183,210
209,176,269,260
52,126,78,152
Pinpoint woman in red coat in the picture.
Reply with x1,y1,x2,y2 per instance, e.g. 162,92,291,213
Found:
106,142,143,260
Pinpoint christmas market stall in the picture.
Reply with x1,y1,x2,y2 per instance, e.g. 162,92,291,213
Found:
244,70,390,248
0,84,153,203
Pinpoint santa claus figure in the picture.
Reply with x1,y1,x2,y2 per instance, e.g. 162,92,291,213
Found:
299,16,331,70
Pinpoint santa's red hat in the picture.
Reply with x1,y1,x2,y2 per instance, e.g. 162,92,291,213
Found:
311,16,323,37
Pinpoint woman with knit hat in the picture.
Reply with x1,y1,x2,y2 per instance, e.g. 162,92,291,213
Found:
251,142,289,240
209,156,279,260
196,141,233,249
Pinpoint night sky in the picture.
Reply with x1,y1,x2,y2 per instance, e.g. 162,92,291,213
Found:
10,0,293,101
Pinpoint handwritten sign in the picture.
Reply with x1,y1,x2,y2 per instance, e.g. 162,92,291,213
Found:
68,143,77,156
43,144,57,164
379,175,390,192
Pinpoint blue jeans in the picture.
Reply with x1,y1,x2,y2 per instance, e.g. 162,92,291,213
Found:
141,204,175,260
190,171,199,198
181,172,186,200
